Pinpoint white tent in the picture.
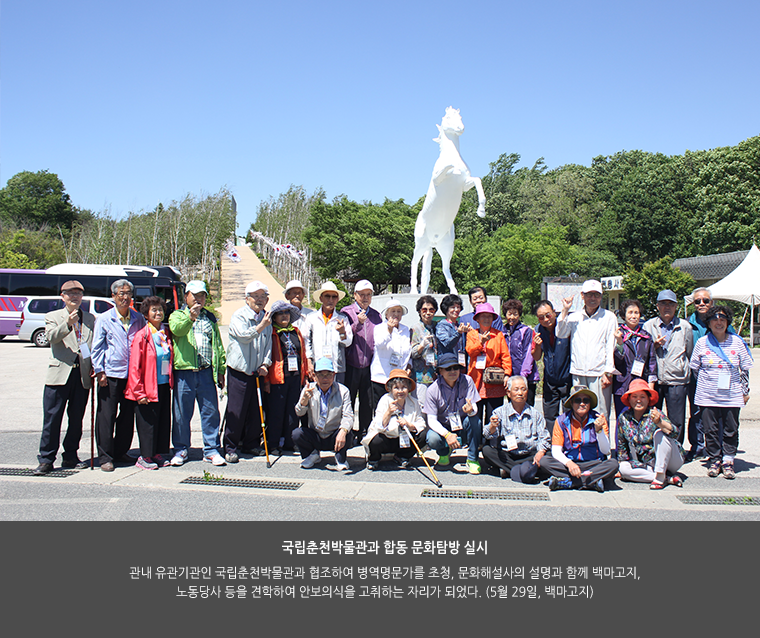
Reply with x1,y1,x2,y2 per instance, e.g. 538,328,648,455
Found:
684,244,760,345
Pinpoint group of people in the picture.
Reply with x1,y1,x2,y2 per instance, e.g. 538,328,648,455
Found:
33,276,753,491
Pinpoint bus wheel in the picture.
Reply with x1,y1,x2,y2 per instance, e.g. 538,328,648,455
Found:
32,329,50,347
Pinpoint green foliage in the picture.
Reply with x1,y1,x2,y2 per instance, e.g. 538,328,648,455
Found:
0,228,65,268
0,170,75,230
622,256,696,317
250,185,325,245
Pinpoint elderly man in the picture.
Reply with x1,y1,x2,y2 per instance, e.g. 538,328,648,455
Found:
33,280,96,475
342,280,383,438
293,357,354,471
169,280,226,466
643,290,694,447
224,281,272,463
423,352,481,473
482,376,550,482
556,280,617,422
302,281,353,385
91,279,146,472
532,300,571,424
284,279,314,330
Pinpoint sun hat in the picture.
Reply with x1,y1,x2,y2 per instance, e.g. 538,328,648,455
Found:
581,280,603,294
473,302,497,322
621,378,659,408
314,357,335,373
382,298,408,317
245,280,269,295
385,368,416,392
185,280,208,294
270,300,301,324
563,385,598,410
312,281,346,303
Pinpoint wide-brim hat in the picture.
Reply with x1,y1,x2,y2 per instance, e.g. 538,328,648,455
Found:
313,281,346,303
436,352,464,370
621,378,659,408
473,302,497,322
382,298,408,317
385,368,416,392
270,300,301,324
563,385,598,410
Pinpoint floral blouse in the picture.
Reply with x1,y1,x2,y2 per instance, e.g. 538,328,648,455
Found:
616,408,683,469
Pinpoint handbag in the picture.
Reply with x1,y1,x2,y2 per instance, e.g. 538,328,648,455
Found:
483,366,505,385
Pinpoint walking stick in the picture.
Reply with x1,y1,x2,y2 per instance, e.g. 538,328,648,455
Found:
403,423,442,488
255,376,271,468
90,384,95,470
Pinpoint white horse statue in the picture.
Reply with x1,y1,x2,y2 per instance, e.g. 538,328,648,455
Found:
410,107,486,295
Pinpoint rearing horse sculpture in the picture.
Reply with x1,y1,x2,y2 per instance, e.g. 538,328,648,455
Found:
410,107,486,295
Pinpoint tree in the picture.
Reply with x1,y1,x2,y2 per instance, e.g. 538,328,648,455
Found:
622,256,696,317
0,170,75,230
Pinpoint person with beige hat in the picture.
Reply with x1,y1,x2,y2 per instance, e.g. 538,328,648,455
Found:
301,281,353,385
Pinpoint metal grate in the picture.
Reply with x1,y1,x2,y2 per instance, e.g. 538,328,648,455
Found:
180,476,303,490
678,495,760,506
421,489,550,501
0,467,78,477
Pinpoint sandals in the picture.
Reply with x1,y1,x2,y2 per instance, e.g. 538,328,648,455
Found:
650,479,667,490
723,462,736,480
669,474,684,488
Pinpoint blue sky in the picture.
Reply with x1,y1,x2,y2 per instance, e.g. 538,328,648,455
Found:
2,1,758,234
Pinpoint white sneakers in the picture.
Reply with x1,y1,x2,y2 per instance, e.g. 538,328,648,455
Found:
170,450,188,466
300,450,321,469
204,453,227,466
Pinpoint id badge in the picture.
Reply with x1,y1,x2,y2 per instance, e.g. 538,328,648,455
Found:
504,434,518,451
631,359,644,377
389,353,400,367
322,345,333,358
425,352,436,366
448,413,463,431
717,372,731,390
287,355,299,371
399,429,411,448
475,354,486,370
458,352,466,367
160,359,170,376
79,342,91,359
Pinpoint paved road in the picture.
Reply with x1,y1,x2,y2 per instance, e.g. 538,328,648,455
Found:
2,334,760,520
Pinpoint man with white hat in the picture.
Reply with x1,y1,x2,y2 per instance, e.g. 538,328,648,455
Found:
223,281,273,463
342,279,382,438
301,281,353,385
556,280,617,421
169,280,227,466
284,279,314,330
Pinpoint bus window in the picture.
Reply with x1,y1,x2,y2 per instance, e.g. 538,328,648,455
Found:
134,287,152,303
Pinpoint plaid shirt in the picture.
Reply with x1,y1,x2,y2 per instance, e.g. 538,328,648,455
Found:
192,311,214,369
485,402,550,455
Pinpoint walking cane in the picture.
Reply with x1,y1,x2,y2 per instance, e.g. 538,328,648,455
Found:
403,423,442,488
90,384,95,470
255,376,271,468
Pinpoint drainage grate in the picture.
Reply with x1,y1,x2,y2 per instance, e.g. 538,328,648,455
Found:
180,476,303,490
421,489,550,501
678,495,760,506
0,467,78,477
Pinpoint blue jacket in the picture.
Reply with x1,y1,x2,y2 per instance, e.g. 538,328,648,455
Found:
91,307,146,379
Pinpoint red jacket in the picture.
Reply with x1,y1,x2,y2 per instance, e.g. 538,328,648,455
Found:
125,324,174,403
267,326,308,386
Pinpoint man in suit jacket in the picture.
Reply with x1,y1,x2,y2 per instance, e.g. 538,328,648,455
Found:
34,280,96,475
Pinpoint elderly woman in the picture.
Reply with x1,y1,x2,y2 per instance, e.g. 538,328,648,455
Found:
410,295,439,408
370,298,413,409
362,369,427,470
435,293,470,364
690,305,753,479
539,385,619,492
125,296,173,469
502,299,540,405
613,298,657,419
265,300,308,454
616,378,684,488
465,303,512,429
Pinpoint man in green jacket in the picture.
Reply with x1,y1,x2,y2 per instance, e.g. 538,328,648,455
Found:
169,280,227,466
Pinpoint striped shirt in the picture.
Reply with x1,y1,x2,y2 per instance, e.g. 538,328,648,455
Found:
690,333,752,407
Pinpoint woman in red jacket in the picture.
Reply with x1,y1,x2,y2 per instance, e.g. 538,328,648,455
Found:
266,300,309,454
125,296,174,469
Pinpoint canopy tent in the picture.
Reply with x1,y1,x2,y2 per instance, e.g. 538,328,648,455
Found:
684,244,760,345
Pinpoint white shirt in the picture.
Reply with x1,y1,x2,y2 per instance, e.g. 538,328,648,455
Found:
302,310,353,373
370,322,412,384
556,306,617,377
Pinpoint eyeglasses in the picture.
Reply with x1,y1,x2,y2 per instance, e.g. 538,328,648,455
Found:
321,294,339,300
694,298,711,305
115,292,132,298
572,396,592,405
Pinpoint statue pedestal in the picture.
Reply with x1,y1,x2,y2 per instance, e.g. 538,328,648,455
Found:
368,293,502,329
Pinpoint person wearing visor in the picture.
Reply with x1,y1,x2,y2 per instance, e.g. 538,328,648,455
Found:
33,280,96,475
293,357,354,471
690,305,753,479
362,369,427,470
423,352,481,473
370,298,413,409
539,385,619,492
302,281,353,384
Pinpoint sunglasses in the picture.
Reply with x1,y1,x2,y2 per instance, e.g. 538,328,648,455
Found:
710,313,729,322
572,396,592,405
694,299,711,305
441,366,460,372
